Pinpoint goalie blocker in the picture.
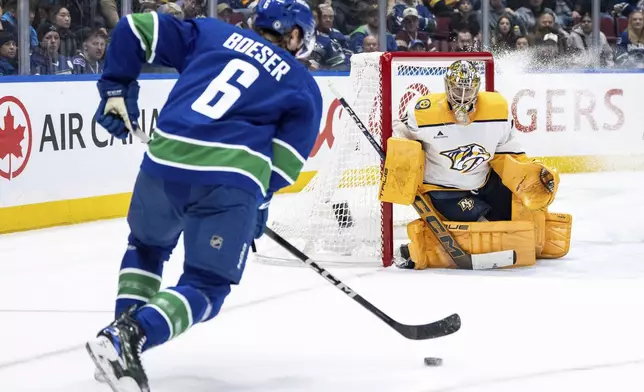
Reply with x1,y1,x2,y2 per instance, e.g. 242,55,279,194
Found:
380,137,572,270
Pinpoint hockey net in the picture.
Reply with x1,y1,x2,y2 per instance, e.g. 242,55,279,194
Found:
256,52,495,267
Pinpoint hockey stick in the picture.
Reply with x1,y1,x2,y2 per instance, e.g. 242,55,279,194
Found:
264,226,461,340
328,82,515,270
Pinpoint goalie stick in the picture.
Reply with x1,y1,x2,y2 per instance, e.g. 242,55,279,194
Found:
264,227,461,340
328,82,515,270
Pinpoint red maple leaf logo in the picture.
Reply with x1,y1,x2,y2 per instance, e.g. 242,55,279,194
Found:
0,108,25,160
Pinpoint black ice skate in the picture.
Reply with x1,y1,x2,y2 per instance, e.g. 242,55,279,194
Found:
394,244,416,269
86,307,150,392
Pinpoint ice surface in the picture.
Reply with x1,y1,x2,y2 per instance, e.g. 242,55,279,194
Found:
1,172,644,392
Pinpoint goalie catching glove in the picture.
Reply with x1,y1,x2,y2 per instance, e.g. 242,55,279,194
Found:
489,154,560,211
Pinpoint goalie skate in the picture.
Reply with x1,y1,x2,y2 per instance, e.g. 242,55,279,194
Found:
86,308,149,392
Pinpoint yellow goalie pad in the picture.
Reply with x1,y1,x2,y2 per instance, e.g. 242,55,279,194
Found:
512,196,572,259
378,137,425,205
490,154,560,211
407,219,536,270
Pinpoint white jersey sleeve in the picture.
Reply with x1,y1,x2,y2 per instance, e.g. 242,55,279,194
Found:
496,119,524,155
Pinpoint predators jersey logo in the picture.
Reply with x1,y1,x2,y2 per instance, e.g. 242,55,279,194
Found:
440,143,491,173
415,99,431,110
458,197,475,211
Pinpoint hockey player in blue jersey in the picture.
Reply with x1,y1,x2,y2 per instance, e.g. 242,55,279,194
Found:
85,1,322,391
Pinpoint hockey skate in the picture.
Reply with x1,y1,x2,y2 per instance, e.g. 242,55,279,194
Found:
86,307,150,392
394,244,415,269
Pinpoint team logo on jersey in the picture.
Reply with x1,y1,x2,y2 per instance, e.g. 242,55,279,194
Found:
458,197,475,212
440,143,491,173
210,235,224,249
415,99,431,110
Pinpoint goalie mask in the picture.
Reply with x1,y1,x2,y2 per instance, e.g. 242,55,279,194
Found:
444,60,481,124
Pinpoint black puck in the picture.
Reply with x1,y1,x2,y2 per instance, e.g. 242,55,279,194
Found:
424,357,443,366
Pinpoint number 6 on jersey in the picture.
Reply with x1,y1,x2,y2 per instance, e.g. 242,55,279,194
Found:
191,58,260,120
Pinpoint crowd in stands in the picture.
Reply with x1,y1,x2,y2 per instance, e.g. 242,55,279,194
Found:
0,0,643,75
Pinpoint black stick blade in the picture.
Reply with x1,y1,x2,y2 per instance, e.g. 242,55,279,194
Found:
395,313,461,340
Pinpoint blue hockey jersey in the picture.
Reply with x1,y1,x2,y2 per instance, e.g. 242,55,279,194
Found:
311,29,351,70
101,12,323,203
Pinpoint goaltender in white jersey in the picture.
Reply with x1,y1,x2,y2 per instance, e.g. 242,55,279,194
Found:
398,87,522,190
381,60,573,271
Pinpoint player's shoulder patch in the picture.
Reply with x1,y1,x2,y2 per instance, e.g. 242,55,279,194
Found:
473,91,508,122
415,98,431,110
413,93,452,127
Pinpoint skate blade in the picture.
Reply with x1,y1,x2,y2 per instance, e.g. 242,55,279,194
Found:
94,367,107,383
86,337,145,392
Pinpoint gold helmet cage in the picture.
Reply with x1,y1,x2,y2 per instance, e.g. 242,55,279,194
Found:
444,60,481,123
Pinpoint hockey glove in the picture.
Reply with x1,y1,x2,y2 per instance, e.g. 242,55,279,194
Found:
95,80,141,139
254,194,272,239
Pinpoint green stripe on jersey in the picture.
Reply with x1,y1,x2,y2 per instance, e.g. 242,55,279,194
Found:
127,13,158,62
148,290,193,337
117,270,162,300
272,140,305,184
148,132,271,193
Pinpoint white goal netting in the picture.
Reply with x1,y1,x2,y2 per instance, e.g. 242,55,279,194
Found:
256,52,494,267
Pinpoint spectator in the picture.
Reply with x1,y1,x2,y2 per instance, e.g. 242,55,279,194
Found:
530,32,570,68
612,0,641,18
217,3,233,23
158,2,185,19
491,15,520,52
350,4,398,53
449,0,480,37
362,35,379,52
58,0,105,31
452,29,474,51
0,31,18,75
310,4,352,70
181,0,206,19
515,0,557,32
333,0,372,35
567,12,614,67
395,8,432,50
552,0,578,29
138,0,158,13
48,5,78,58
31,23,72,75
388,0,435,34
527,12,566,53
616,9,644,67
2,0,38,50
426,0,460,17
71,27,105,74
0,3,17,33
479,0,526,36
515,35,529,49
409,38,430,50
99,0,119,29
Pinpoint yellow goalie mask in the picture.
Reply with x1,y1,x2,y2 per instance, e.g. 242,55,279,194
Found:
444,60,481,125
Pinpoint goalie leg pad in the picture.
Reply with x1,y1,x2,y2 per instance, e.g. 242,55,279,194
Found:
512,195,546,256
406,219,536,269
407,219,456,269
538,212,572,259
512,196,572,259
378,137,425,206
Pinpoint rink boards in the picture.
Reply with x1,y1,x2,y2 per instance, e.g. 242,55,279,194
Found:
1,71,644,233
